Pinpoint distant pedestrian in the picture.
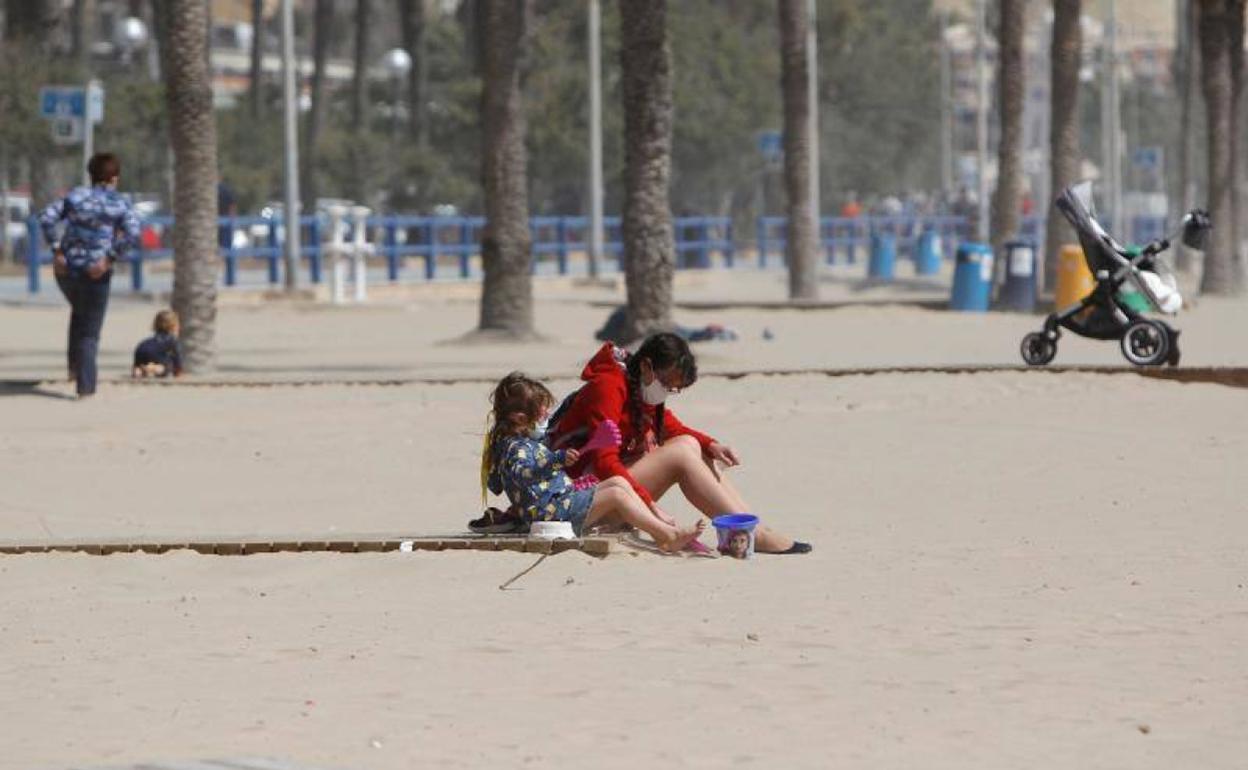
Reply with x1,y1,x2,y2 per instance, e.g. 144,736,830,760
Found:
132,309,183,379
38,152,140,398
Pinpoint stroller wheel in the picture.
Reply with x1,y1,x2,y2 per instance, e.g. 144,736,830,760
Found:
1120,319,1171,366
1020,332,1056,366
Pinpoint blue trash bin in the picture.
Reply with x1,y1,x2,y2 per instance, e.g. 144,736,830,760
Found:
915,229,943,276
869,232,896,280
950,242,994,312
998,239,1037,312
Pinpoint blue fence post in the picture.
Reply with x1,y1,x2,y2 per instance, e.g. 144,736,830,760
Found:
308,217,322,284
224,216,237,286
698,220,711,268
458,219,471,278
384,217,399,281
424,220,437,279
757,217,767,268
267,220,280,284
556,218,569,275
724,220,735,268
131,237,144,291
26,217,41,293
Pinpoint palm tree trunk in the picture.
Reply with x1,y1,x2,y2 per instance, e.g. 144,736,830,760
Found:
1229,0,1245,291
476,0,535,338
1198,0,1237,294
1176,0,1201,273
619,0,675,339
778,0,817,300
351,0,371,132
248,0,263,118
161,0,220,369
303,0,334,212
1044,0,1081,292
990,0,1025,269
397,0,428,146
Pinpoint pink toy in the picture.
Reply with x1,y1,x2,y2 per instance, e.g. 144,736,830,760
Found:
579,419,622,454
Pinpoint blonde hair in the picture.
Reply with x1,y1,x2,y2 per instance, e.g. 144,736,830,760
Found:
153,309,179,335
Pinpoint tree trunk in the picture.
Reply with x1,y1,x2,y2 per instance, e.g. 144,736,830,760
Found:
1229,0,1245,291
1198,0,1237,294
618,0,675,340
161,0,220,370
398,0,428,146
71,0,93,67
303,0,333,212
5,0,58,207
476,0,535,338
1043,0,1081,292
778,0,818,300
1176,0,1201,273
248,0,263,118
351,0,371,131
990,0,1025,270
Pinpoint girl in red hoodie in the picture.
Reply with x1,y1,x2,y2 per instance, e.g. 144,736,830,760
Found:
548,333,810,554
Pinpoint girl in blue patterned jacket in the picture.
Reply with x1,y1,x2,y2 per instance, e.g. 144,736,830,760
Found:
482,372,705,552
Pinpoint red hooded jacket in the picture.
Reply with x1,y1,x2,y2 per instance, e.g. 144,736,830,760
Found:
549,344,715,506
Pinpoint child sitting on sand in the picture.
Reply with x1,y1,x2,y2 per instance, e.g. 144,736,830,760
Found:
481,372,705,552
132,309,183,378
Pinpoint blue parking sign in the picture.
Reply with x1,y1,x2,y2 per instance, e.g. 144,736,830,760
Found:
39,86,86,119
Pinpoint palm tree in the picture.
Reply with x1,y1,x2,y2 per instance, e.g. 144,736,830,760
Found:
248,0,263,118
990,0,1025,269
618,0,676,339
397,0,428,146
303,0,334,211
1176,0,1200,274
1228,0,1244,290
1043,0,1081,292
475,0,536,339
4,0,59,208
1198,0,1238,294
160,0,220,369
778,0,817,300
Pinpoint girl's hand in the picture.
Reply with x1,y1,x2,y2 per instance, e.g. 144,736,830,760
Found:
52,250,68,277
85,257,108,279
563,448,580,465
650,503,677,527
708,442,741,467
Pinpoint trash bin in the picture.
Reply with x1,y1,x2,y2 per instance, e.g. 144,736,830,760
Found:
869,232,896,280
1054,243,1094,310
950,242,993,311
998,239,1037,312
915,229,942,275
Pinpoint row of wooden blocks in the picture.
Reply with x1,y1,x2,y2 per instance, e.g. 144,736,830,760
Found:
0,536,615,557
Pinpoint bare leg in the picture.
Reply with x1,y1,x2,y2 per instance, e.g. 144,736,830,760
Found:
626,436,798,553
584,478,705,552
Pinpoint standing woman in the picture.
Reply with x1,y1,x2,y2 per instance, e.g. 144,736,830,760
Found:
38,153,140,398
548,333,811,554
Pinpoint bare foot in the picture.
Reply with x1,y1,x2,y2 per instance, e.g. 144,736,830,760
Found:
659,519,707,553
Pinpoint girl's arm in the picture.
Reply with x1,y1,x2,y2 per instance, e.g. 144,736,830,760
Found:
37,197,67,251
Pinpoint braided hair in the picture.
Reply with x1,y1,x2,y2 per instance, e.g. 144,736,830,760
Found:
624,333,698,449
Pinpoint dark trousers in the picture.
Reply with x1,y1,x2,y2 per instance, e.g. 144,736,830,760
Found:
55,271,112,395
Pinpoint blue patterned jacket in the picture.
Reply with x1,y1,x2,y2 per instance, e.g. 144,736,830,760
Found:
487,436,578,523
38,185,141,276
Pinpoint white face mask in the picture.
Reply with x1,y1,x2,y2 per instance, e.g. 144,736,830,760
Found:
641,376,670,406
530,414,550,439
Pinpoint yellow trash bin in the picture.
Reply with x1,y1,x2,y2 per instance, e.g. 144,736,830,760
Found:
1054,244,1095,310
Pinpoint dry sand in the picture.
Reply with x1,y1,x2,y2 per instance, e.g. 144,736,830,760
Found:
2,268,1247,769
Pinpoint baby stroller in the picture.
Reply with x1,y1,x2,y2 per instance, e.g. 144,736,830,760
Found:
1020,181,1211,367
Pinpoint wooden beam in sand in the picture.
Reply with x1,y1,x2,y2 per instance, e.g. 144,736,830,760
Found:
0,535,616,558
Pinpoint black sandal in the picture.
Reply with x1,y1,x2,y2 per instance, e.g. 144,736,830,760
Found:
468,506,523,535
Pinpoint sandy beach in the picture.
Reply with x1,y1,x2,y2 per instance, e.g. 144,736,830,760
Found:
2,268,1247,769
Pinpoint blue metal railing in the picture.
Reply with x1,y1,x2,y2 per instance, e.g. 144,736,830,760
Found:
23,212,1167,294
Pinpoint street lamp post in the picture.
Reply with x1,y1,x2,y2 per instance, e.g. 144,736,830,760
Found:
280,0,300,291
383,48,412,147
587,0,604,280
